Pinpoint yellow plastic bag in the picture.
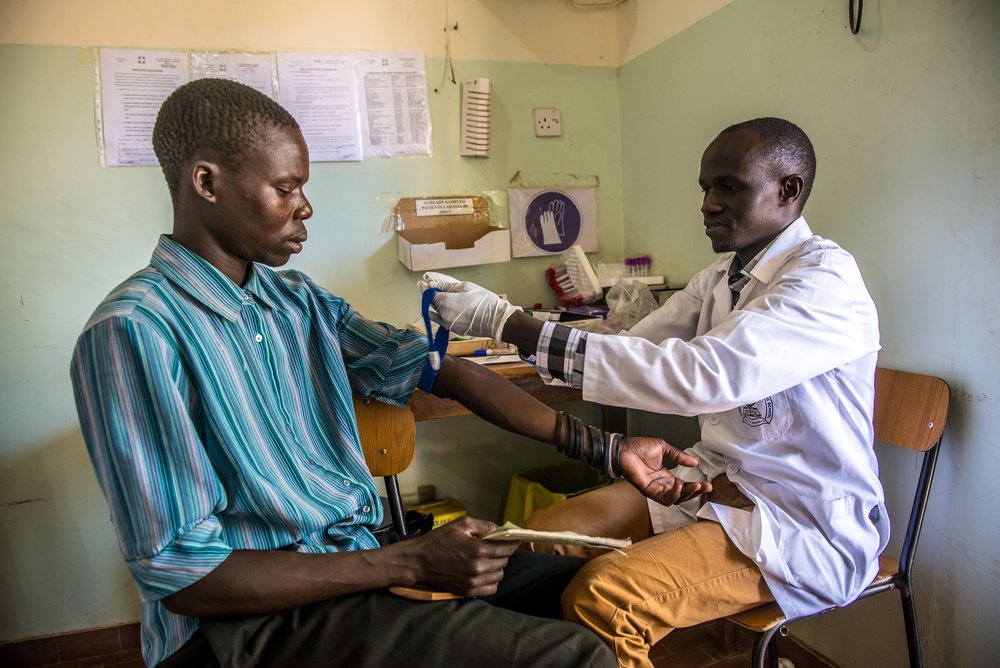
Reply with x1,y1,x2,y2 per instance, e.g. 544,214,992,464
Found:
503,461,611,525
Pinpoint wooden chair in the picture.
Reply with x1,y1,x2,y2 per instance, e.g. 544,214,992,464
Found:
355,395,463,602
726,367,950,668
352,395,423,538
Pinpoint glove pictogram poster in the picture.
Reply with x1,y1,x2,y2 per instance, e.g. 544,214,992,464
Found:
508,187,598,257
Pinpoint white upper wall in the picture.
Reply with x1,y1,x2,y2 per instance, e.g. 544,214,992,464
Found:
0,0,727,67
618,0,733,63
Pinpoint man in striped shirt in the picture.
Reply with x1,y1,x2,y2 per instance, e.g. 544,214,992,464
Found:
71,79,700,668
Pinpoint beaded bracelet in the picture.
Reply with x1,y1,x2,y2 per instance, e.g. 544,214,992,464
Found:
550,411,624,480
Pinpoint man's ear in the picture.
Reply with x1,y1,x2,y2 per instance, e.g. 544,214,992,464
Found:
779,174,804,206
190,160,221,203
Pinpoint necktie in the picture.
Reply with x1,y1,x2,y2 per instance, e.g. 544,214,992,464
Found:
728,256,744,310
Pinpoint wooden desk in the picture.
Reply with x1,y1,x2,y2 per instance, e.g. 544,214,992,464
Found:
409,361,626,433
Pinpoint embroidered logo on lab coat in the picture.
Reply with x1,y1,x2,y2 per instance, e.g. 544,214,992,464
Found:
740,398,774,427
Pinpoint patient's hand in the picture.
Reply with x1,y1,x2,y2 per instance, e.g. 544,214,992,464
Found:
618,437,712,507
408,517,517,598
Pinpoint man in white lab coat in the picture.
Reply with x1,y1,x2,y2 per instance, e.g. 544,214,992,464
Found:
420,117,889,667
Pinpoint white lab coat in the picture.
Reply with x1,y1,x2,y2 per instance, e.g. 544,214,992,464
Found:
583,217,889,618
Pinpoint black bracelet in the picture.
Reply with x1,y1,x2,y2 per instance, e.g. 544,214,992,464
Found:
615,435,623,478
557,413,623,480
555,411,566,454
586,425,600,470
569,415,584,461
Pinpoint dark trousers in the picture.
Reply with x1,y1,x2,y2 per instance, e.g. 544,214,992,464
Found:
159,550,614,668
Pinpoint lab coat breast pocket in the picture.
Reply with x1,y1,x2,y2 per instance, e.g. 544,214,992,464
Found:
729,390,793,441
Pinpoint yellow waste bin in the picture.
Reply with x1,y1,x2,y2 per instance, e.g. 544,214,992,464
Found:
503,461,611,525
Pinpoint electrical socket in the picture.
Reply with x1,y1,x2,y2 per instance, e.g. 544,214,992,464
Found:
534,108,562,137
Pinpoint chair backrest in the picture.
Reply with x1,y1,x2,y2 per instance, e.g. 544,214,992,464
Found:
352,395,416,477
872,367,950,576
874,368,950,452
353,395,417,537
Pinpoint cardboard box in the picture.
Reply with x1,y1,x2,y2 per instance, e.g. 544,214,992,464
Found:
396,196,511,271
405,498,467,529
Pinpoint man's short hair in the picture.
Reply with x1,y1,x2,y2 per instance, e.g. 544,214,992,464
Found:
152,78,300,205
722,117,817,206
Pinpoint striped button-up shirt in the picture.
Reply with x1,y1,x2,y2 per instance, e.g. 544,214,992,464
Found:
70,236,427,666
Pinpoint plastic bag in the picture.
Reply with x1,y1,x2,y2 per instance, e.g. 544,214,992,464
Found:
597,279,659,333
503,462,610,524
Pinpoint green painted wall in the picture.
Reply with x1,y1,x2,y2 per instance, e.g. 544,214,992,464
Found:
619,1,999,666
0,44,618,640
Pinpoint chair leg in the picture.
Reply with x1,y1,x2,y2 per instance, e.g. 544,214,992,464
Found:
384,474,408,538
899,588,925,668
751,627,782,668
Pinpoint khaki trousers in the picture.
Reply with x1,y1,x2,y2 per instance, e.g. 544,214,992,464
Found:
523,478,774,668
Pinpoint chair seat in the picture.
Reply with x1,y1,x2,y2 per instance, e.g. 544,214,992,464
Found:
726,555,900,633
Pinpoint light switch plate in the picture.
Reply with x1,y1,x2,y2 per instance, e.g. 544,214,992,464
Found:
534,108,562,136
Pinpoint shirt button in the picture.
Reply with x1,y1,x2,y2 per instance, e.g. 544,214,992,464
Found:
242,292,252,304
709,415,721,425
306,457,316,466
727,464,739,474
362,505,371,513
254,333,263,342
